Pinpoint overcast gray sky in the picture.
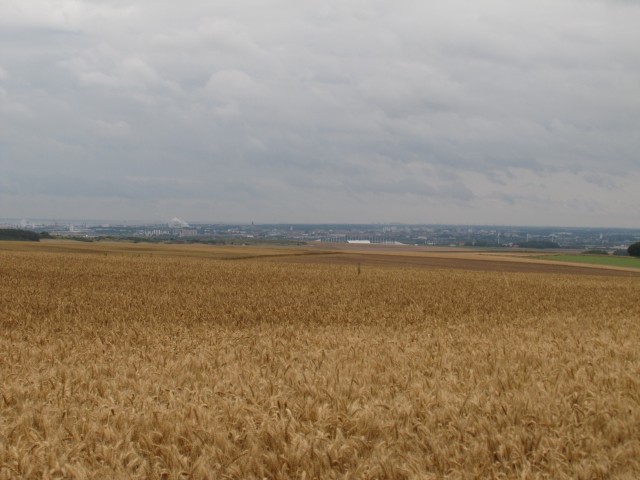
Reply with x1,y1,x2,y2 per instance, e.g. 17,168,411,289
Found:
1,0,639,226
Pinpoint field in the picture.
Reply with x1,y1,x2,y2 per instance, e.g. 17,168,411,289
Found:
1,241,639,479
539,254,640,270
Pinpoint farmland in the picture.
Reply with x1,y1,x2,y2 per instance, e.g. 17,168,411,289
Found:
1,241,639,479
539,254,640,270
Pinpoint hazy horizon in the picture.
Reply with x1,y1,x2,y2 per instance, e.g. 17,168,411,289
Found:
2,217,639,231
2,1,639,227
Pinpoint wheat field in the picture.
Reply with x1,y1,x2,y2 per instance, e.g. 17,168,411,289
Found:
0,243,639,479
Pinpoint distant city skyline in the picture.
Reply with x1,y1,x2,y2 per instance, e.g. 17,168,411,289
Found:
3,218,638,252
2,1,639,227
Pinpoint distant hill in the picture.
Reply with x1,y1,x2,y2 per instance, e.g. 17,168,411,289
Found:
0,229,41,241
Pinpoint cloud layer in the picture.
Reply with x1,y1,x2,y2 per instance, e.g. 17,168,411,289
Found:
1,0,639,225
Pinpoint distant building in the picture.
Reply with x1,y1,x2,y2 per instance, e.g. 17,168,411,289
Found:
168,217,189,229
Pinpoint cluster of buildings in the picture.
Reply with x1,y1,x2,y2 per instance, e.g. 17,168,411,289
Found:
2,218,639,250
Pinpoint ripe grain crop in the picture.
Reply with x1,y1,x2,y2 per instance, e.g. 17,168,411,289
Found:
0,244,639,479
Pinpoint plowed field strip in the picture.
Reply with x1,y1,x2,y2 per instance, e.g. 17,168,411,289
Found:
220,251,339,261
265,251,640,277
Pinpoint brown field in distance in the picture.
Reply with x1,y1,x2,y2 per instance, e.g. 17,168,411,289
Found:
1,240,639,479
4,240,639,276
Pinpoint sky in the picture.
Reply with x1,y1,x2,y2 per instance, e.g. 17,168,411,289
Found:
1,0,639,226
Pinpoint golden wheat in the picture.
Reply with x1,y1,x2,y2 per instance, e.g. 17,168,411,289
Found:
0,244,639,479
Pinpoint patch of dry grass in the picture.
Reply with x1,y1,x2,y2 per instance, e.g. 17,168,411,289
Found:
0,245,639,479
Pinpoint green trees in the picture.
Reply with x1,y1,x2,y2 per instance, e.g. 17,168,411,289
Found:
628,242,640,257
0,229,40,241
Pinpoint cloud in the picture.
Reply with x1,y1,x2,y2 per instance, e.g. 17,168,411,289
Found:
90,119,131,137
60,55,179,93
1,0,639,226
203,69,266,110
0,86,32,118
